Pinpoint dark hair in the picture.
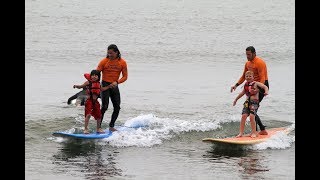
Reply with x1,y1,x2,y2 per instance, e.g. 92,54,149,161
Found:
246,46,256,53
90,69,100,81
107,44,121,59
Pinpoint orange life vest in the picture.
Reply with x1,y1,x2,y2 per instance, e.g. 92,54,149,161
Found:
84,73,101,96
244,81,258,96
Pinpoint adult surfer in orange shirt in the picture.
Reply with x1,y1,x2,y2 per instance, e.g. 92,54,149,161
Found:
231,46,269,135
96,44,128,132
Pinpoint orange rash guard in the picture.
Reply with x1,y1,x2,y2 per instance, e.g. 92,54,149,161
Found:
96,57,128,84
237,56,268,85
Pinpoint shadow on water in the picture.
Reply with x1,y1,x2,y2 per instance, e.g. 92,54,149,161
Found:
203,144,270,178
204,144,249,158
52,139,122,179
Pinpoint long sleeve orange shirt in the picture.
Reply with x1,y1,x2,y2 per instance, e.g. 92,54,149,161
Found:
96,57,128,84
237,56,268,85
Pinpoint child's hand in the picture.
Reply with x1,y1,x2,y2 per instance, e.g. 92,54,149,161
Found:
264,92,268,96
233,100,237,106
230,85,237,93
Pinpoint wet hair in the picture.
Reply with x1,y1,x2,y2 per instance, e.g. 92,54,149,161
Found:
90,69,101,81
245,70,254,76
246,46,256,53
106,44,121,59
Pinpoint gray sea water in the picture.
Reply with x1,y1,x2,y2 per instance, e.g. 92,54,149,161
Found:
25,0,295,179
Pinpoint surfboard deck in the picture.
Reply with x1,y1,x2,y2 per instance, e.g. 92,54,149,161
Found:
52,126,139,139
202,127,290,145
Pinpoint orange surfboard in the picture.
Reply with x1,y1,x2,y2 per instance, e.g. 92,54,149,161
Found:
202,127,290,145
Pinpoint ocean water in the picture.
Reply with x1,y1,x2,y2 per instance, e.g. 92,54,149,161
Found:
25,0,295,179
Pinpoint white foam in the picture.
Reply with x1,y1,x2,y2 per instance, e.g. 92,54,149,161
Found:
47,136,67,143
99,113,221,147
50,113,295,149
251,130,295,150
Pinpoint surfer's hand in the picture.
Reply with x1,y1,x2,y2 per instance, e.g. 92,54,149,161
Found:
233,100,236,106
231,85,237,92
110,81,118,88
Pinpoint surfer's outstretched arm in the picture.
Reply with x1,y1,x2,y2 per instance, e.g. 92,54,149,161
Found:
233,90,245,106
74,81,89,89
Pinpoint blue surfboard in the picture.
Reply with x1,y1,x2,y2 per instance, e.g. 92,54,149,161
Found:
52,125,143,139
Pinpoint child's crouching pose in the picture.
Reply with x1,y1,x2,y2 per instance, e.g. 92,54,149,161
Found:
73,70,110,134
233,71,269,138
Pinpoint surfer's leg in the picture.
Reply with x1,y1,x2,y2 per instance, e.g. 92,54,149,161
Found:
109,86,121,131
252,98,267,134
84,114,91,134
255,92,265,131
237,114,248,137
255,114,266,130
100,81,111,127
96,120,104,133
256,87,265,130
249,101,260,137
84,100,93,134
254,83,269,135
255,112,268,135
93,101,104,133
249,114,258,138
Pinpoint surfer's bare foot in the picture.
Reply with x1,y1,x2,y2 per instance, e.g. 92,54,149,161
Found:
97,128,105,133
236,134,243,138
83,129,90,134
109,127,117,132
258,130,268,135
250,133,258,138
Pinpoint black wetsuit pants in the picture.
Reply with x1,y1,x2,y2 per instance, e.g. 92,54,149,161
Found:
255,80,269,131
99,81,121,128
